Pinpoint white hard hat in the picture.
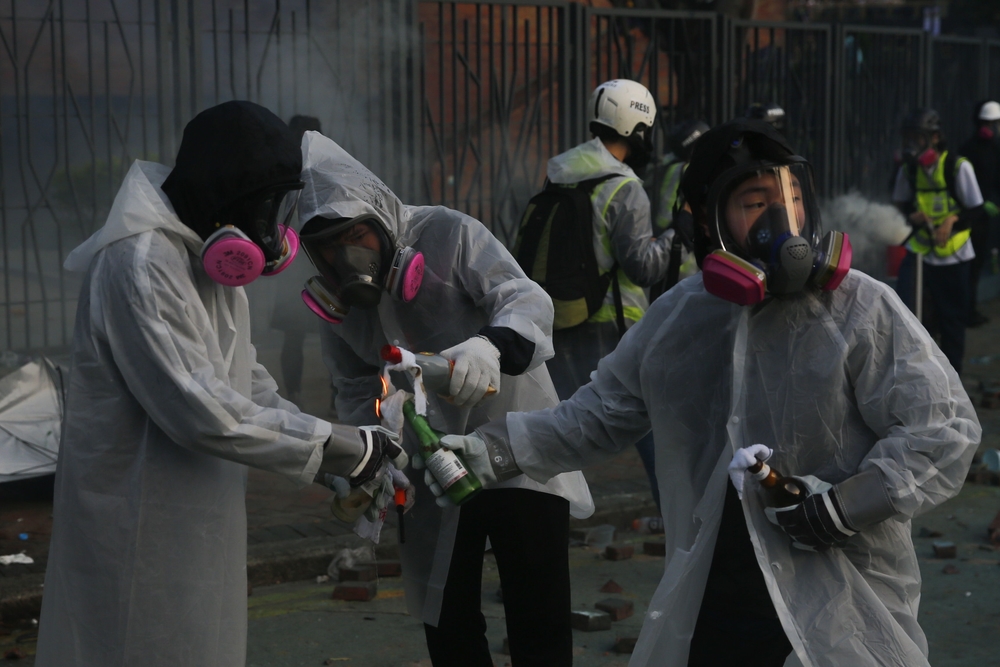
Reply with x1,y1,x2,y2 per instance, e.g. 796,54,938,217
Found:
589,79,656,138
979,101,1000,122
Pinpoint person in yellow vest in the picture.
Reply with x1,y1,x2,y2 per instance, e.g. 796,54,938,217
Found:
893,108,987,374
543,79,672,508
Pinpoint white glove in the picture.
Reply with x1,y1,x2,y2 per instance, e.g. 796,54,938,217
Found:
727,444,773,499
439,336,501,407
424,433,495,507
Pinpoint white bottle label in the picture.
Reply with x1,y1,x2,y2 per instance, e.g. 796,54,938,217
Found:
425,448,469,489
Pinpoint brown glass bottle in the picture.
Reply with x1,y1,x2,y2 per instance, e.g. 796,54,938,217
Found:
747,460,806,508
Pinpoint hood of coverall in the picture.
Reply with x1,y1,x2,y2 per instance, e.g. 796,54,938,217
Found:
298,132,412,247
546,137,639,185
64,160,204,272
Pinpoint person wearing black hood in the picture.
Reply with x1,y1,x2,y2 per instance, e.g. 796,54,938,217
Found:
959,100,1000,326
34,101,408,667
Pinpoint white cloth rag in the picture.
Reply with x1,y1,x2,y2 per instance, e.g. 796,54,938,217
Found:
0,553,34,565
728,444,774,499
382,347,429,415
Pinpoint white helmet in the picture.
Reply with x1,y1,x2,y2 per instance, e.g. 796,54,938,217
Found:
979,101,1000,122
589,79,657,170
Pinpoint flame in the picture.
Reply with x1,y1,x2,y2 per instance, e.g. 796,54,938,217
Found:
374,397,382,419
374,375,389,419
379,375,388,397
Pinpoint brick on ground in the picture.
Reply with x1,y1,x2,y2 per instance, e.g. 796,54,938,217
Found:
932,541,956,559
339,564,377,582
331,580,377,601
605,544,634,561
595,598,634,622
615,636,638,654
376,561,402,577
571,610,611,632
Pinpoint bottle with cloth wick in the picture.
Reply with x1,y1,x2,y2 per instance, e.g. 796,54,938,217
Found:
402,399,483,505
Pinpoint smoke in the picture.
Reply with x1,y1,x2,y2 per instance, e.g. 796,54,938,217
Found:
819,191,910,279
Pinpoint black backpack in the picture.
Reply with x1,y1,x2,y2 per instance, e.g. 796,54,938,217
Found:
513,175,625,336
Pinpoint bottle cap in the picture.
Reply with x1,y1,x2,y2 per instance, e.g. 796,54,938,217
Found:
381,344,403,364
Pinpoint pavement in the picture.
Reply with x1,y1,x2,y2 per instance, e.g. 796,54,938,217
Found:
4,299,1000,664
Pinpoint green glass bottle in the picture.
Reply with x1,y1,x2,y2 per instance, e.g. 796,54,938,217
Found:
402,400,483,505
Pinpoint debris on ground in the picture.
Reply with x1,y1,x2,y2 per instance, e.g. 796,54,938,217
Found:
643,541,666,557
599,579,623,594
595,598,634,622
932,541,957,559
570,610,611,632
331,581,377,601
942,564,960,574
604,544,634,561
614,636,638,654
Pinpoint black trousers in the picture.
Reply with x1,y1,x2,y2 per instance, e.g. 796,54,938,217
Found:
424,488,572,667
688,484,793,667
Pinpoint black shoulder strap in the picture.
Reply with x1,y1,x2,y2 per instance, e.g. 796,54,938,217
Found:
944,151,960,205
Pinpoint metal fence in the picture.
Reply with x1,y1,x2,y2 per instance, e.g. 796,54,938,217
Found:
2,0,1000,352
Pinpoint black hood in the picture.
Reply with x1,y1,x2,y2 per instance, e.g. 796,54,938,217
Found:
162,101,302,240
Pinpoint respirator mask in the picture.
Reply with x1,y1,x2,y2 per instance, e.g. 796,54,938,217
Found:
701,160,851,306
200,182,303,286
299,214,424,323
624,122,655,172
902,128,939,170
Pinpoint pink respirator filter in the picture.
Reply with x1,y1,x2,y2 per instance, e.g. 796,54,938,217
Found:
702,252,767,306
301,289,344,324
401,252,425,302
202,227,265,287
262,225,300,277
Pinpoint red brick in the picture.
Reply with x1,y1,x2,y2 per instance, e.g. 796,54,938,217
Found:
595,598,634,622
570,610,611,631
600,579,623,594
331,581,377,601
376,561,402,577
932,541,956,559
605,544,634,561
614,636,638,654
643,541,666,557
339,565,377,581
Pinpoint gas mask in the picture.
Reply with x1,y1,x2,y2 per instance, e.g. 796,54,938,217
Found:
299,214,425,323
200,183,303,286
701,161,851,306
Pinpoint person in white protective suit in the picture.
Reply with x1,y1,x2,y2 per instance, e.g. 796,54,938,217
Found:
34,101,408,667
294,131,593,667
431,119,981,667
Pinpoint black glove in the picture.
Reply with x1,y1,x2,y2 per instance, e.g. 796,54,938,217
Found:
347,426,408,488
764,477,857,552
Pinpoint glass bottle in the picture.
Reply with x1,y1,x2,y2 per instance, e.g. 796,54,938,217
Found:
747,460,806,508
326,473,380,523
402,399,483,505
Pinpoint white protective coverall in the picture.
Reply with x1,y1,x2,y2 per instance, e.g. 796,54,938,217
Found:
298,132,594,625
35,160,337,667
500,270,979,667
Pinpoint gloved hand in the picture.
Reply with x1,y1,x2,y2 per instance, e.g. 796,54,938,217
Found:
764,475,857,552
985,201,999,218
727,444,773,500
366,464,415,521
439,336,501,407
424,433,496,507
348,426,409,488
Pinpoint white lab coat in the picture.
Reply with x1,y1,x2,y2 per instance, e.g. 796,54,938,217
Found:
34,161,334,667
298,132,594,625
504,270,980,667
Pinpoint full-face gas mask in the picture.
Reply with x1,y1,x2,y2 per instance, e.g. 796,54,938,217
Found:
298,214,425,323
701,159,851,306
200,182,304,287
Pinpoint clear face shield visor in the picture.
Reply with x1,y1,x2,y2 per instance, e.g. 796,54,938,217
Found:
236,182,303,262
711,162,819,260
300,215,392,307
